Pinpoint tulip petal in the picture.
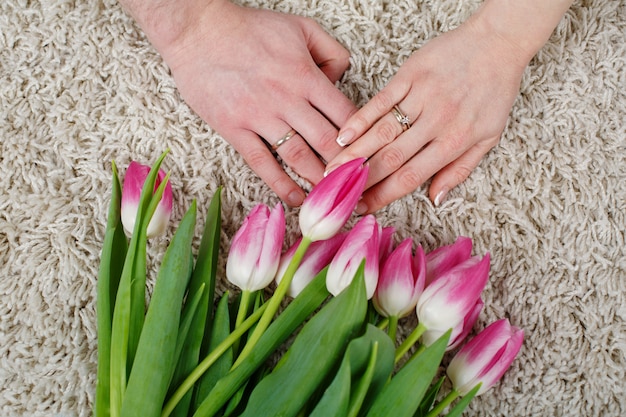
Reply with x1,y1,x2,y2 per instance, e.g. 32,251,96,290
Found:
299,158,368,241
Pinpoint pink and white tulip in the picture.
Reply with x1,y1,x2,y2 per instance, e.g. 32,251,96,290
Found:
299,158,368,241
373,238,426,318
275,232,347,298
421,298,484,351
226,203,285,292
425,236,473,286
416,254,490,346
326,215,380,299
378,226,396,265
447,319,524,396
121,161,172,238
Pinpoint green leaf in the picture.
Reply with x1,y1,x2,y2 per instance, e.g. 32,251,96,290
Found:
109,152,171,417
346,325,395,416
236,263,368,417
95,162,128,417
366,331,451,417
309,354,352,417
169,190,222,417
191,268,331,417
128,151,171,372
173,283,205,378
414,377,445,417
119,201,197,417
190,292,233,413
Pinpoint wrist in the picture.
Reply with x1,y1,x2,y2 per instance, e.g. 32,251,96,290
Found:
118,0,231,60
469,0,573,64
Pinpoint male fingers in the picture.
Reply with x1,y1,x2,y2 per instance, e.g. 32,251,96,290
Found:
303,18,351,83
233,130,308,207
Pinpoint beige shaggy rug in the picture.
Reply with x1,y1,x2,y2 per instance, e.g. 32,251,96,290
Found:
1,0,625,416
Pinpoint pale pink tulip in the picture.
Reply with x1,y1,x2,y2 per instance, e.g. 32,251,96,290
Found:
299,158,368,241
373,238,426,318
326,215,380,298
447,319,524,396
416,254,490,345
121,161,172,238
421,298,484,351
226,203,285,291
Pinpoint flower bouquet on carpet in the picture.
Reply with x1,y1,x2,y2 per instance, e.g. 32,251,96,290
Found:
94,151,523,417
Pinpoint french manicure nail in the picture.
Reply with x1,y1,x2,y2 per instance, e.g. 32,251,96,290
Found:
434,187,449,207
336,129,355,147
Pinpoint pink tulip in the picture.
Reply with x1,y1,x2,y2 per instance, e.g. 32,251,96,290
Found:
416,254,490,345
425,236,473,286
275,232,347,298
378,226,396,265
121,161,172,238
373,238,426,318
326,215,380,298
299,158,368,241
421,298,484,351
226,203,285,291
447,319,524,396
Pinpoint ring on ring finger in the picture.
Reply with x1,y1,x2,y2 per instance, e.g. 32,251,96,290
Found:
390,105,411,131
272,128,297,151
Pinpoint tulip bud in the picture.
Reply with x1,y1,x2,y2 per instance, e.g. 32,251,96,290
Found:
121,161,172,238
421,298,484,351
326,215,380,299
275,232,347,298
416,254,490,345
447,319,524,396
425,236,473,286
299,158,368,241
373,239,425,318
226,203,285,292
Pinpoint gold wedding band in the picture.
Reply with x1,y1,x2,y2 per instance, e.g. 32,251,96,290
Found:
272,129,297,150
391,105,411,131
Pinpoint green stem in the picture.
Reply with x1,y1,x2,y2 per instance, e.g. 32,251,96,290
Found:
161,303,268,417
387,315,399,345
233,237,312,367
424,389,460,417
235,290,253,330
394,322,427,363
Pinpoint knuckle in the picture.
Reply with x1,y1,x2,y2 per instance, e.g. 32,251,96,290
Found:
452,164,473,184
372,90,395,113
397,167,425,191
375,120,399,146
281,141,310,164
243,147,270,172
315,128,339,153
379,146,405,171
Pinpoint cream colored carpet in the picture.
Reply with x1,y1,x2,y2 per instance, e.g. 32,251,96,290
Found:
1,0,625,415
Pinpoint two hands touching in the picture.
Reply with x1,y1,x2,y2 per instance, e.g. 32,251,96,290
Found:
120,0,573,213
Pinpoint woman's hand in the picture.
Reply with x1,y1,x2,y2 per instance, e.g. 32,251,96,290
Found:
326,18,528,213
122,0,357,206
327,0,573,213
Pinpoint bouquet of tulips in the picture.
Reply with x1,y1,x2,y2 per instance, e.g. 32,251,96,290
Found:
94,151,523,417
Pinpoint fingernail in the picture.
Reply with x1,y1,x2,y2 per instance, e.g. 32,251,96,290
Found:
355,201,368,215
434,187,449,207
287,190,305,207
336,129,355,147
323,165,336,177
